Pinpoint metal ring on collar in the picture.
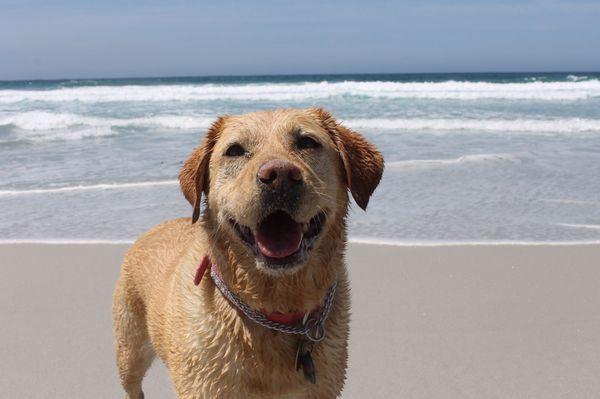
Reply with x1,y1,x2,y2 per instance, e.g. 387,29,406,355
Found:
304,318,325,342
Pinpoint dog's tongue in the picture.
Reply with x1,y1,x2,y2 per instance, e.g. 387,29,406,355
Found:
255,211,302,258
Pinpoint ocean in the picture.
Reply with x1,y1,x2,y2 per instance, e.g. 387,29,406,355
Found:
1,72,600,243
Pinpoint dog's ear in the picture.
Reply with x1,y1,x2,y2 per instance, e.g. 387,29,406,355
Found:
311,108,384,210
179,116,227,223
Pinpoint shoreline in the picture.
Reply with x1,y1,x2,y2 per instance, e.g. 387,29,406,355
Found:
2,237,600,246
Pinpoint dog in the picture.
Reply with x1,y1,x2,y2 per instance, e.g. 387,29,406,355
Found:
112,108,384,398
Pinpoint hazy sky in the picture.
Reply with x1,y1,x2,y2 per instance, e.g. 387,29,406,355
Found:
1,0,599,80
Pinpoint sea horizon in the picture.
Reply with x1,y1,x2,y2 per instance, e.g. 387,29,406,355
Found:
3,70,600,84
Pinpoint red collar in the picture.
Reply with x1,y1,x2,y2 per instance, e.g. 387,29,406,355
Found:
193,255,211,286
194,255,319,326
263,310,308,325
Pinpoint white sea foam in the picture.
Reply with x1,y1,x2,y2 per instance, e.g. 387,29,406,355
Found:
0,180,179,197
386,153,526,169
0,239,135,244
0,111,213,131
344,117,600,133
567,75,589,82
3,111,600,137
348,237,600,246
557,223,600,230
36,127,116,141
1,79,600,103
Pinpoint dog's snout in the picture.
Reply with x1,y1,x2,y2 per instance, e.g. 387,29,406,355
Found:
257,159,303,188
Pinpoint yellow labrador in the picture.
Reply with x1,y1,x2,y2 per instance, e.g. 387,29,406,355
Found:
112,108,384,398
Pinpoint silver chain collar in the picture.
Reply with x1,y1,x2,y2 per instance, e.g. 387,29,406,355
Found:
209,268,337,342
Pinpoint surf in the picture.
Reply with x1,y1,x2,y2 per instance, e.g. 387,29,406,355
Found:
2,79,600,103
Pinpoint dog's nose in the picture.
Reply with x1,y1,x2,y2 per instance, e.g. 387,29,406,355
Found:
257,159,303,188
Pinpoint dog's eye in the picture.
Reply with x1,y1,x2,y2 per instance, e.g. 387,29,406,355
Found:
225,144,246,157
296,136,321,150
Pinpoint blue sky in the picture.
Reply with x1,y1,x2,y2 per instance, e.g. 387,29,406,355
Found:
1,0,599,80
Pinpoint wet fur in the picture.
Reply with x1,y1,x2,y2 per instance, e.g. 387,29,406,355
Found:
112,108,383,398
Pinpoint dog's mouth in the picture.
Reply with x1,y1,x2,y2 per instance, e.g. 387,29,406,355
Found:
229,210,326,269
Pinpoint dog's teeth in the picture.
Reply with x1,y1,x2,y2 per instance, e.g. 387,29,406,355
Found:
302,223,309,233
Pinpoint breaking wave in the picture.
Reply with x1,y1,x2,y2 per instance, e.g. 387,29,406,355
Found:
1,79,600,103
344,117,600,133
387,153,528,169
0,180,179,197
3,112,600,140
0,111,213,131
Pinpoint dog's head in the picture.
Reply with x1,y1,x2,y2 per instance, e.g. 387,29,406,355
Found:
180,108,383,276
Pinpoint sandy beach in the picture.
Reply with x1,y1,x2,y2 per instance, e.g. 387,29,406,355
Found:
1,242,599,398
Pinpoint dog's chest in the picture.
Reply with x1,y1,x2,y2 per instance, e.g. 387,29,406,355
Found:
184,322,318,398
168,271,349,398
